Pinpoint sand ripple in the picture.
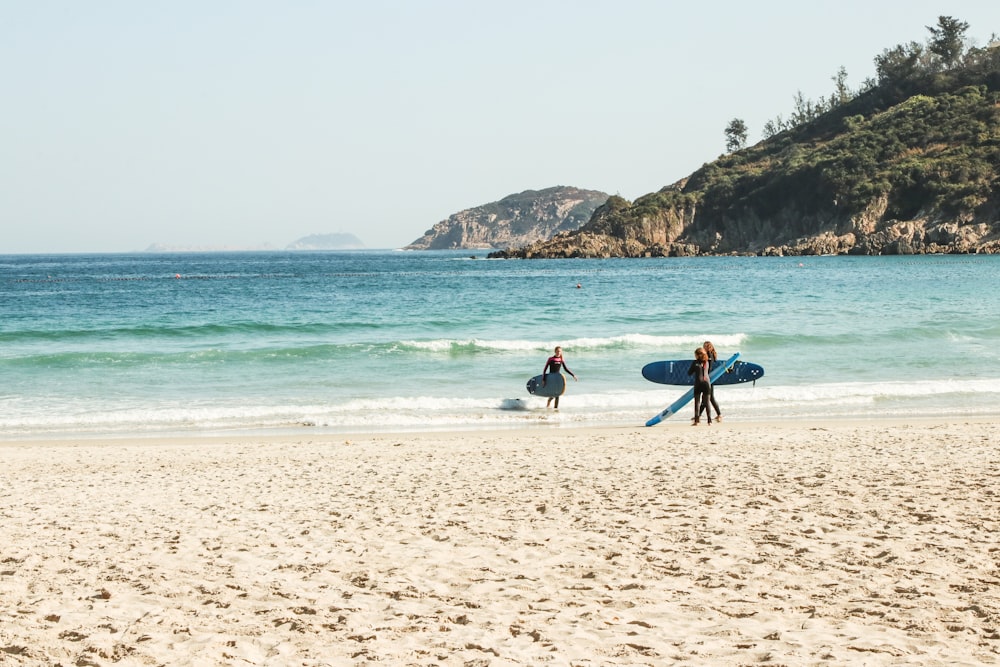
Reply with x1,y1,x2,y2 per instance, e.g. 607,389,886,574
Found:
1,421,998,665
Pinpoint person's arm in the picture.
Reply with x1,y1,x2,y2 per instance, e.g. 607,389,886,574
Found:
563,362,577,379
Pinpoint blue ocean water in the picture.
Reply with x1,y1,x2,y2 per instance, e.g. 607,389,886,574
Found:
2,251,998,438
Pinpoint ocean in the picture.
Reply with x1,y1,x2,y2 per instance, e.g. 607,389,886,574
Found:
2,250,998,438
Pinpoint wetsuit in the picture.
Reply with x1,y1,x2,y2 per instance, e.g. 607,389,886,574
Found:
703,354,722,419
544,355,571,376
688,359,712,424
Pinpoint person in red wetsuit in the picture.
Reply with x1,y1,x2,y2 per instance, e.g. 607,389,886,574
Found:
541,345,578,409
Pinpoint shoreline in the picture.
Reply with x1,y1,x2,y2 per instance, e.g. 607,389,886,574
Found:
2,413,997,448
3,417,998,665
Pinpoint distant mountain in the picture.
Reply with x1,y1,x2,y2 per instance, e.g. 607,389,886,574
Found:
286,233,365,250
405,186,610,250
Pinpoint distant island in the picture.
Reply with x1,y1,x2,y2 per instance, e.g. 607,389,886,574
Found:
144,243,279,253
405,186,609,250
286,233,365,250
491,18,1000,258
143,233,365,253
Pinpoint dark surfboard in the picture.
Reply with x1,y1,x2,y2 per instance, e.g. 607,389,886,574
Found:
641,358,764,386
526,373,567,398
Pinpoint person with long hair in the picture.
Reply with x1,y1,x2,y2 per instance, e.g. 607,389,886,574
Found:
688,347,712,425
701,340,723,422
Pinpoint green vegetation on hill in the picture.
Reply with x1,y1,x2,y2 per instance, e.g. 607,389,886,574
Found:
495,18,1000,258
684,82,998,247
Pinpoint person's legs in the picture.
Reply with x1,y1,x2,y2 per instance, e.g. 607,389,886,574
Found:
710,386,721,420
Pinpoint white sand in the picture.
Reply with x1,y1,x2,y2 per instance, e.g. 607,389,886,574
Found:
1,419,998,666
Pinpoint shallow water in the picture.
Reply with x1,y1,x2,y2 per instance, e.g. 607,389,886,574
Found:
2,250,998,436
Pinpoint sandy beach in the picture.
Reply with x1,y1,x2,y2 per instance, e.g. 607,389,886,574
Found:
1,418,998,666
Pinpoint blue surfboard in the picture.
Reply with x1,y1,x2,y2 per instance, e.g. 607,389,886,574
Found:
645,353,740,427
526,373,566,398
642,358,764,386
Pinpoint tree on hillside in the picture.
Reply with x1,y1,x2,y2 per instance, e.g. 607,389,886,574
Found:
875,41,925,85
927,15,969,69
790,91,824,126
831,66,852,106
724,118,748,153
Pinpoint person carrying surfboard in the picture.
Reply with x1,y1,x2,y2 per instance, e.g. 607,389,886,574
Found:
701,340,723,422
688,347,712,425
541,346,577,409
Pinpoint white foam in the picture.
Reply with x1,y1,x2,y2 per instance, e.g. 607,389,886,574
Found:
398,333,748,354
2,376,998,438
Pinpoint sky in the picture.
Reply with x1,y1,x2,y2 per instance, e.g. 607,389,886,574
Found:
3,1,999,253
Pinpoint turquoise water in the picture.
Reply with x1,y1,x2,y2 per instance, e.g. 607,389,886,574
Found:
2,251,998,437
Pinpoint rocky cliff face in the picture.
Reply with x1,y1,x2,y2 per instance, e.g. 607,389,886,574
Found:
405,186,609,250
493,192,1000,258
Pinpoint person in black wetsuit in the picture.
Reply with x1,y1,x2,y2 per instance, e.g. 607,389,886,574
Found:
688,347,712,425
700,340,723,422
541,345,578,409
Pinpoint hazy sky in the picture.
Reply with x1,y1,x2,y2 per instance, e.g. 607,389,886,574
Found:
3,1,998,252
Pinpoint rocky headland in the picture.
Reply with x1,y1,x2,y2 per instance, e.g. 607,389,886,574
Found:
491,30,1000,258
405,186,609,250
